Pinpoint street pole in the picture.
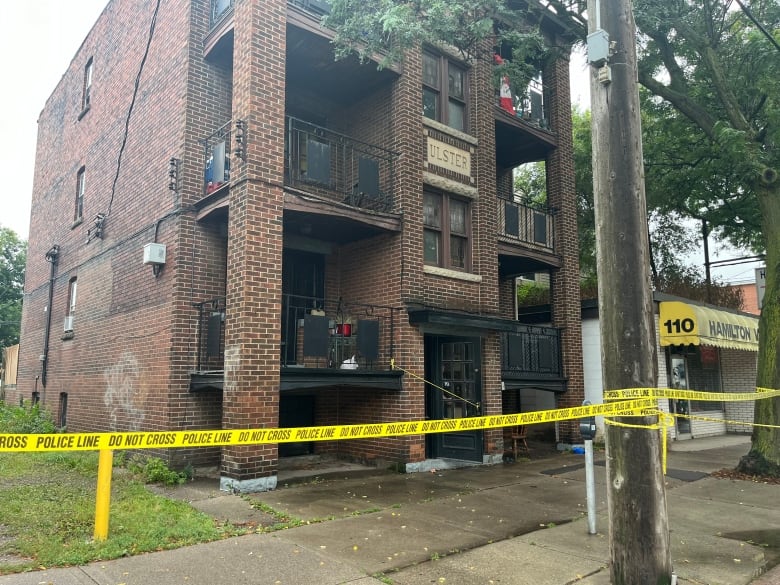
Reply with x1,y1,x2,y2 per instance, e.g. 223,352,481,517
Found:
580,401,597,535
584,438,597,535
586,0,673,581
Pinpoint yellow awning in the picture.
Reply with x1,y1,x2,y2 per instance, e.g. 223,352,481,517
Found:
659,301,759,351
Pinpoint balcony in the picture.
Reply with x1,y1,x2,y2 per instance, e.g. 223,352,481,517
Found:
495,78,557,168
285,117,397,213
202,120,233,198
496,197,559,276
190,295,404,392
210,0,234,29
288,0,331,15
501,325,565,392
498,197,554,250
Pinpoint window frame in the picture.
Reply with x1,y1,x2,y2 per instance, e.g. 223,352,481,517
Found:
81,57,93,113
67,277,78,317
75,167,85,223
422,50,468,132
423,190,472,272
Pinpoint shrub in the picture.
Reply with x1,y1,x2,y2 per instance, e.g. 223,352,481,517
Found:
127,456,188,486
0,401,56,434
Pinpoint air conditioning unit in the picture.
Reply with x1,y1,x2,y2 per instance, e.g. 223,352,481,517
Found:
63,315,74,332
143,243,167,265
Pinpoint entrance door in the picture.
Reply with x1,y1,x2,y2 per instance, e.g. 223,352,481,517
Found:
425,335,483,462
281,249,325,365
670,355,691,438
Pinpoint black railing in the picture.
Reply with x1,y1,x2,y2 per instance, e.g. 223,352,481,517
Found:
497,198,555,251
194,297,226,372
193,295,399,372
210,0,234,29
285,116,397,212
517,78,548,129
202,121,232,196
288,0,331,15
501,325,562,378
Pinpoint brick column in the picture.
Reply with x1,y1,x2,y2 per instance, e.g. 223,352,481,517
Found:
220,0,286,492
546,50,585,444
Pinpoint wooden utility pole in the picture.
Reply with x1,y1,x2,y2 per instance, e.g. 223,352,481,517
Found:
586,0,673,582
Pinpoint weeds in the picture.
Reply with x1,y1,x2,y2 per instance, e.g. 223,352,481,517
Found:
0,401,56,434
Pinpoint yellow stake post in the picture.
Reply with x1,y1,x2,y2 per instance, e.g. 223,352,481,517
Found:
93,449,113,541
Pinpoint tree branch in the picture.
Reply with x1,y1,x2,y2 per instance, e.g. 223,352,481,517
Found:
638,72,719,140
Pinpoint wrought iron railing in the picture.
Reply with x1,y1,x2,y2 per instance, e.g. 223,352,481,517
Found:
497,198,555,251
288,0,331,15
193,295,400,371
285,116,397,212
194,297,226,372
501,325,562,378
517,78,548,129
210,0,234,29
202,121,232,196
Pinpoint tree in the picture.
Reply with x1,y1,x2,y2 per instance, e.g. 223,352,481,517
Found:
630,0,780,475
0,226,26,348
572,106,746,308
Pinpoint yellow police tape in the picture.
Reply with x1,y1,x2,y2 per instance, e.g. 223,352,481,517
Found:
604,387,780,402
0,398,656,453
2,388,777,454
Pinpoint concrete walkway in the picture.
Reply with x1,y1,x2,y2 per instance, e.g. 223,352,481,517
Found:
2,435,779,585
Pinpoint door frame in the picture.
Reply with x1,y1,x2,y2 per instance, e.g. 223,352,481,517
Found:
424,334,483,462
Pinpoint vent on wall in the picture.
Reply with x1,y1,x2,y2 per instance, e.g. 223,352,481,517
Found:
63,315,74,333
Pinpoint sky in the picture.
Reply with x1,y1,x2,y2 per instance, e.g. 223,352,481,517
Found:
0,1,107,241
0,2,761,286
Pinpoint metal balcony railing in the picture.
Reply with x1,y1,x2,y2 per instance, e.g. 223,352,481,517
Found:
497,198,555,251
202,121,232,196
193,295,400,372
210,0,234,29
194,297,226,372
501,325,562,378
285,116,397,212
288,0,331,15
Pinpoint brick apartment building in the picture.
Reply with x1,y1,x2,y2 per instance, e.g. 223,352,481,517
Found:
15,0,583,491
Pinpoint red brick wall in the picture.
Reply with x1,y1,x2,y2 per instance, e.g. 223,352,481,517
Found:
544,45,585,443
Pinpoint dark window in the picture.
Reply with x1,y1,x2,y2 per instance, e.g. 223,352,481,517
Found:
82,58,93,112
75,167,85,222
423,52,467,132
424,191,471,271
58,393,68,428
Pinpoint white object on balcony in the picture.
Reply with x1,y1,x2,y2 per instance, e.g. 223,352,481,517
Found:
340,355,358,370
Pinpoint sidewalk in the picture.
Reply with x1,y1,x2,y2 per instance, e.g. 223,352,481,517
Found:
2,435,778,585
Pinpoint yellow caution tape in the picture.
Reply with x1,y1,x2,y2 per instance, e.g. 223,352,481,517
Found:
0,398,656,453
604,387,780,402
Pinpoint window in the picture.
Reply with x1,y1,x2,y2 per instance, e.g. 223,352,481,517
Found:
423,52,467,131
58,393,68,428
82,58,93,112
68,278,78,316
424,191,470,270
75,167,85,222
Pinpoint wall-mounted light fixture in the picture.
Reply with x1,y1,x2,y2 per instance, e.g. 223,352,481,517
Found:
168,157,181,192
45,245,60,264
234,119,246,162
86,213,106,244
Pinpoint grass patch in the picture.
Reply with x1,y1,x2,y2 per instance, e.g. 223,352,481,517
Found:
0,451,247,574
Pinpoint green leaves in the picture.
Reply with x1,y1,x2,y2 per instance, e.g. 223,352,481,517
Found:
0,226,26,348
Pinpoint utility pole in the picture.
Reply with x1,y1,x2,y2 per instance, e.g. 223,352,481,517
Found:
586,0,673,582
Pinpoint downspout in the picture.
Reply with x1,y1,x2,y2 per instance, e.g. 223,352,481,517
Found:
41,245,60,390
